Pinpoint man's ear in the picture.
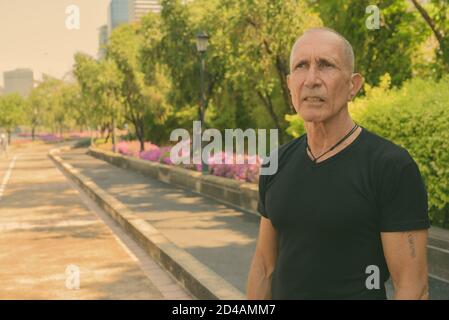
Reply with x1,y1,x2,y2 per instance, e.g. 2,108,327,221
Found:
349,73,364,100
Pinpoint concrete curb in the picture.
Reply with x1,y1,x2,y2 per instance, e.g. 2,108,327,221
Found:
48,146,246,300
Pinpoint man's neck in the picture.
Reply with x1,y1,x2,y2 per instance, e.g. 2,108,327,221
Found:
304,109,359,160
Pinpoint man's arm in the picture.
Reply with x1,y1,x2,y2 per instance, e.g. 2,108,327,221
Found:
247,216,278,300
381,229,429,299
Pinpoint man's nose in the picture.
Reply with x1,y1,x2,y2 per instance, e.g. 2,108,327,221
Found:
304,66,321,88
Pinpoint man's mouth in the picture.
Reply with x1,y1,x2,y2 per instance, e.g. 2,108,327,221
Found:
303,96,325,102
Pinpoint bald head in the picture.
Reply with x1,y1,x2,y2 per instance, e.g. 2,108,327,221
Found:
290,27,355,74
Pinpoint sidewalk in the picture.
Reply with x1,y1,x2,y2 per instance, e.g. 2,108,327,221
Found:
0,143,188,299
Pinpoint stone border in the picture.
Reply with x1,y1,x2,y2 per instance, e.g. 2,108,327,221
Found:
87,146,449,283
48,146,245,300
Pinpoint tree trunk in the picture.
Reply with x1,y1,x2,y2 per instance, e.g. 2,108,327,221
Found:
411,0,448,69
133,117,145,153
257,90,286,143
111,115,117,153
100,124,106,139
105,125,111,144
411,0,444,46
89,127,94,147
275,55,295,114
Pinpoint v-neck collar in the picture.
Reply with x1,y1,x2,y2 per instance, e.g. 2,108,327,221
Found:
303,126,366,168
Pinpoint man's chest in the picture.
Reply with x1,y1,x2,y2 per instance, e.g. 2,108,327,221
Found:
265,161,379,234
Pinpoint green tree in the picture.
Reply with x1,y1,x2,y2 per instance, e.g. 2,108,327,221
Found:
208,0,321,142
26,75,69,138
309,0,428,87
73,53,112,144
95,59,124,152
159,0,201,112
108,22,170,151
156,0,322,143
410,0,449,76
0,93,26,143
27,83,49,140
59,82,83,136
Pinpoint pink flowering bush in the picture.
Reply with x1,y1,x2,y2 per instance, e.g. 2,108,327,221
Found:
205,152,262,183
114,140,262,183
117,140,158,157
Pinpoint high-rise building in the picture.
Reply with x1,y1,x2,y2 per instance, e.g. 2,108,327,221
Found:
128,0,161,23
98,25,109,59
3,68,34,97
108,0,129,35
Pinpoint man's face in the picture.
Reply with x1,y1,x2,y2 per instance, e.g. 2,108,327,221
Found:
287,31,357,123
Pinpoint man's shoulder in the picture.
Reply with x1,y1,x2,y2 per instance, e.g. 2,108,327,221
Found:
261,134,304,168
361,127,415,169
278,133,305,155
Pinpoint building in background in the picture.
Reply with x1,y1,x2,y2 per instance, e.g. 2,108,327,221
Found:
128,0,161,23
3,68,34,97
98,25,109,59
108,0,129,35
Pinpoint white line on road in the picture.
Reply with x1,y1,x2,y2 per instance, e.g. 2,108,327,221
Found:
0,155,20,201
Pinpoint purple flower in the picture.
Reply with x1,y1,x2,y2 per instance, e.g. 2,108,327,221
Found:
140,148,161,162
113,139,263,183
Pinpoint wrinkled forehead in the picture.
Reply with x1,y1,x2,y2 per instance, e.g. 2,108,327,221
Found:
289,31,348,70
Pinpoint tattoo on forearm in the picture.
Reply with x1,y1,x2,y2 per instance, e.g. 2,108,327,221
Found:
407,233,416,258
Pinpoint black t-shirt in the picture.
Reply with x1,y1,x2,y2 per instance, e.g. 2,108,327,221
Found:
257,126,430,300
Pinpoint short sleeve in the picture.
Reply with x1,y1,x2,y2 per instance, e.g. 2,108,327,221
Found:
378,159,430,232
257,163,270,219
256,138,299,219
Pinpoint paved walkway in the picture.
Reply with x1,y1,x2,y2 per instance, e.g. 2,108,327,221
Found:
59,147,449,299
0,143,190,299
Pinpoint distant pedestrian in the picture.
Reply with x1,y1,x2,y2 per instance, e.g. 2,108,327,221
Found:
0,133,9,158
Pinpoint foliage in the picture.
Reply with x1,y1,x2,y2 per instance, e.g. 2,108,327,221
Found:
308,0,429,87
0,93,27,139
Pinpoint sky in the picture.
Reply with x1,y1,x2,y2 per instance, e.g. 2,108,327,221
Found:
0,0,110,87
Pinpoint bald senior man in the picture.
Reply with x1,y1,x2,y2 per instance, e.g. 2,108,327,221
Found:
247,27,430,300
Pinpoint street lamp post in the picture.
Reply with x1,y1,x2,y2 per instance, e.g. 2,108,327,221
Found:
196,31,209,175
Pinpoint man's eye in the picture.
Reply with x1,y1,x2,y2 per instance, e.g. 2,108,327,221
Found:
320,61,333,68
296,63,306,69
